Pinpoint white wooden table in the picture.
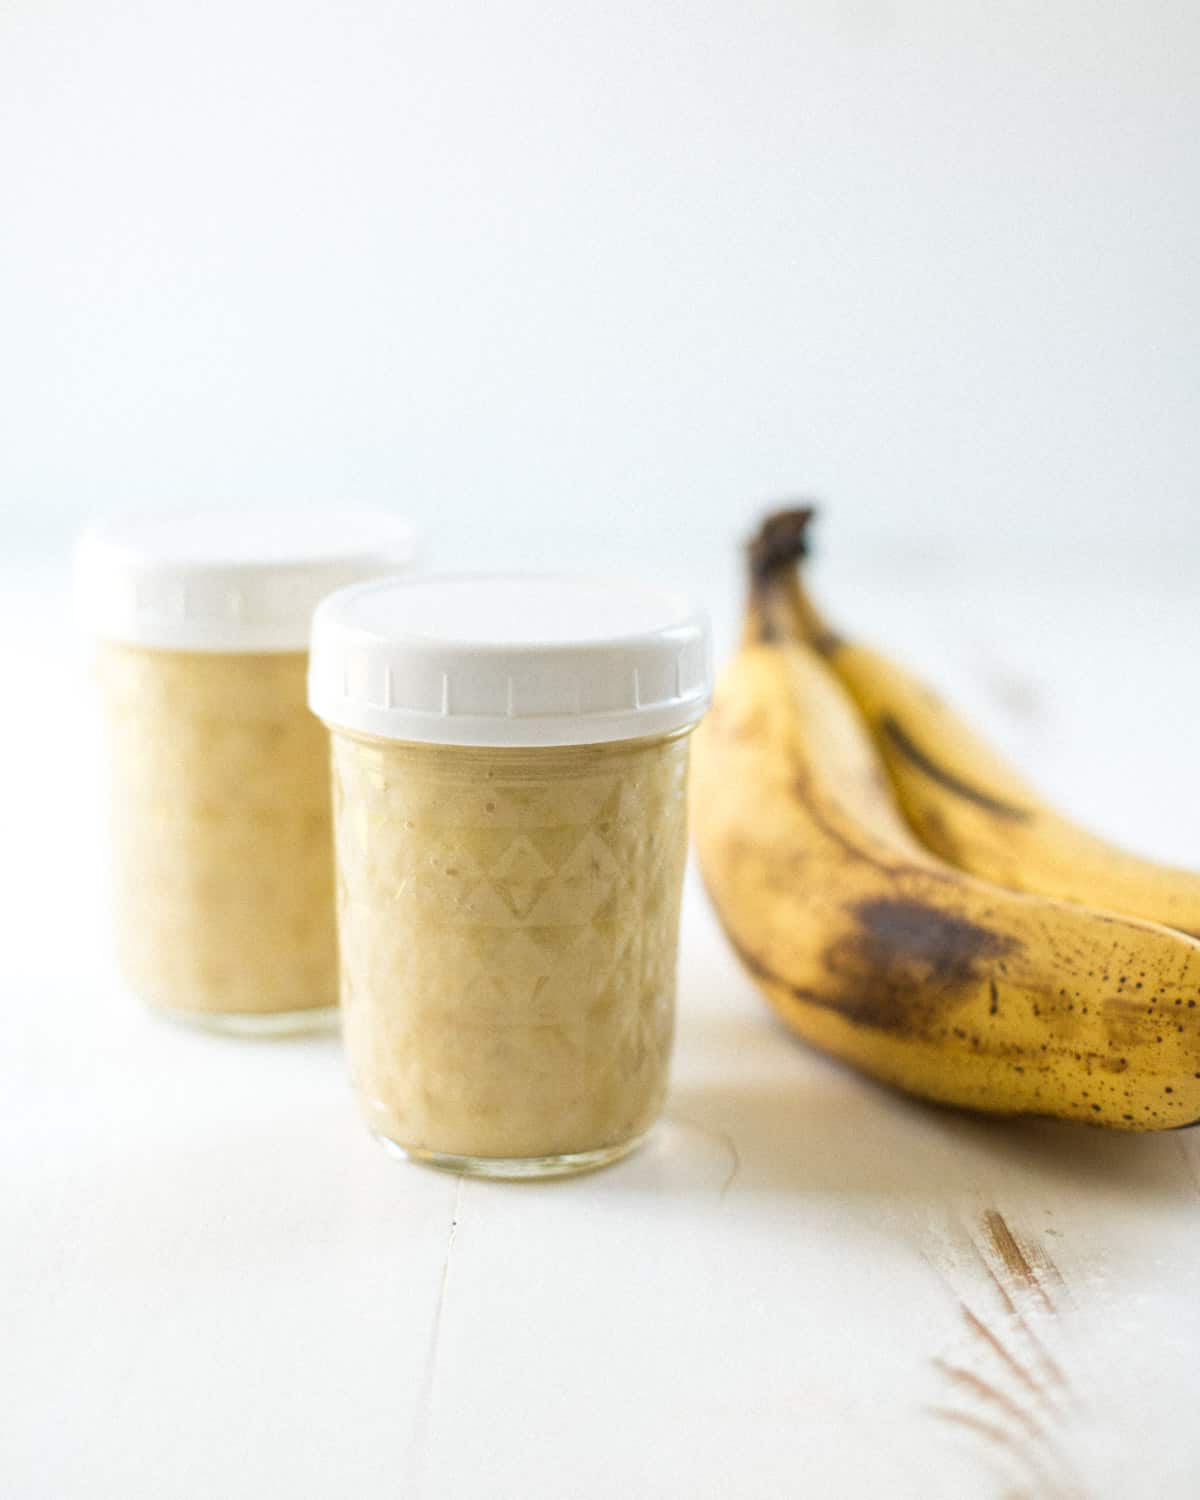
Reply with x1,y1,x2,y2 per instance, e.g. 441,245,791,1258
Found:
6,552,1199,1499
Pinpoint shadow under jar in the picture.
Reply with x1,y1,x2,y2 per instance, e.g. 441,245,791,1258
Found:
77,507,417,1034
309,573,712,1177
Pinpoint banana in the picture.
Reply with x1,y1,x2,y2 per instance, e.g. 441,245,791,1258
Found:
770,507,1200,939
689,516,1200,1129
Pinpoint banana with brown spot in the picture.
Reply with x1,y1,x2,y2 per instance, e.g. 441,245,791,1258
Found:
766,507,1200,940
689,523,1200,1129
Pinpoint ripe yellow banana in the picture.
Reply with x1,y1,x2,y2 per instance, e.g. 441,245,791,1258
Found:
771,507,1200,939
690,518,1200,1129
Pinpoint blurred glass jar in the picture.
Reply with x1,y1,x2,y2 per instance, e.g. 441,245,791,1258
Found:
76,508,417,1034
309,574,712,1176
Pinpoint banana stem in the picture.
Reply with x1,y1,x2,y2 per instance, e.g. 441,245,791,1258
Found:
746,507,840,651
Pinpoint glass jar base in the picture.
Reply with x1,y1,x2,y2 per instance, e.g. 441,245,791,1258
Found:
147,1002,339,1038
375,1131,648,1179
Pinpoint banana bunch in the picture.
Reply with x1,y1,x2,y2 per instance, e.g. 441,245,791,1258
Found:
690,509,1200,1129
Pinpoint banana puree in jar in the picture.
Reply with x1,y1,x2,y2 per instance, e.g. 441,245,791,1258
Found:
76,508,417,1033
309,573,712,1175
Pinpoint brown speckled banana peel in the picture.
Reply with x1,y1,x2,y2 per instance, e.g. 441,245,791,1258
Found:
690,589,1200,1129
769,508,1200,940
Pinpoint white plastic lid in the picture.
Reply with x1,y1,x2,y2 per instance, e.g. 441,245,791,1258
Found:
308,573,712,747
75,507,419,652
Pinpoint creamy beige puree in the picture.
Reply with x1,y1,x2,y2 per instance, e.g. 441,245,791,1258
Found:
333,732,690,1160
309,570,712,1176
77,506,417,1032
101,644,336,1019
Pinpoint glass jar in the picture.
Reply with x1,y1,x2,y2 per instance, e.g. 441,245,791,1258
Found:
310,574,712,1176
76,507,417,1033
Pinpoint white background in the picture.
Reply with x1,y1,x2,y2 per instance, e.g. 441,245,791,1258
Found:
5,7,1200,1498
2,0,1198,575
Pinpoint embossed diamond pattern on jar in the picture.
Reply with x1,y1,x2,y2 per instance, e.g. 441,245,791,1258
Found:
331,733,690,1161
